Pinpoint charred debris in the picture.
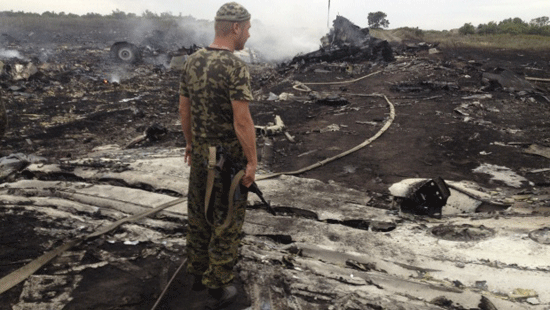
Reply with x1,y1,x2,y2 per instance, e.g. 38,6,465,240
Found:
107,15,395,67
289,16,394,66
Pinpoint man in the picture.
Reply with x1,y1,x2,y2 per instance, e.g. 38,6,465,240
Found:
178,2,256,306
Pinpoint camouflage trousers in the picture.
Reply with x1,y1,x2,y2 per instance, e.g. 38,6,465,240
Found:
186,138,248,289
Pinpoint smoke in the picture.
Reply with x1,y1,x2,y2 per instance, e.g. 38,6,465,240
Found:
247,20,326,63
109,72,121,83
38,49,54,63
0,49,28,61
146,54,171,69
176,17,214,47
118,16,215,52
128,18,158,43
170,17,325,63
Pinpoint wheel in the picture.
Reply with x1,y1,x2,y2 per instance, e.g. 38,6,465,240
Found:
110,42,141,63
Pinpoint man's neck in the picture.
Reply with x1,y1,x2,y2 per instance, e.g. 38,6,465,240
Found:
209,38,235,52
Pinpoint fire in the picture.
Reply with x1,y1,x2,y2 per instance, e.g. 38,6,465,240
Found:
103,79,109,84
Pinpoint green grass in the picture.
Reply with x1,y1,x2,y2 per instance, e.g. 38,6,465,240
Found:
426,32,550,51
371,28,550,51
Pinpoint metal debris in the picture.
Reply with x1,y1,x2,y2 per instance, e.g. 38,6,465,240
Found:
290,16,394,65
482,69,535,92
473,163,530,188
524,144,550,159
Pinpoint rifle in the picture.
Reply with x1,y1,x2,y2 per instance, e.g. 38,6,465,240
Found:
214,146,276,216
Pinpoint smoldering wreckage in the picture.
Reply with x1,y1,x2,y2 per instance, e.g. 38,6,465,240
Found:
1,15,550,310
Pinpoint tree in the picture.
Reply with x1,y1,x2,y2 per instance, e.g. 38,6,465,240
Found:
84,12,102,18
110,9,126,19
160,12,174,18
499,17,526,26
497,17,526,34
477,21,498,35
530,16,549,27
459,23,475,35
41,11,57,17
368,11,390,29
142,10,158,18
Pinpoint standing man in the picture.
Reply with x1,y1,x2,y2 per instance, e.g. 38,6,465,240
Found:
179,2,256,306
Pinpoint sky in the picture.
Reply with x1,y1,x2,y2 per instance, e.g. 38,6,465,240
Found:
2,0,549,31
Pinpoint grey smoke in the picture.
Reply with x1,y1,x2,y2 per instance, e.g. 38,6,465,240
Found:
176,17,214,47
0,49,27,60
247,20,325,63
172,17,324,63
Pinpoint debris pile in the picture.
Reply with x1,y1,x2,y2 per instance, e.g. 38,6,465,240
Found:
290,16,394,65
0,41,183,158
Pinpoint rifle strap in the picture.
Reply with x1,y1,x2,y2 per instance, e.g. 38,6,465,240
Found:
218,169,245,231
204,146,217,226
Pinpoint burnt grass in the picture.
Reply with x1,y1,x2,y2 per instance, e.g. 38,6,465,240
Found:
2,39,550,194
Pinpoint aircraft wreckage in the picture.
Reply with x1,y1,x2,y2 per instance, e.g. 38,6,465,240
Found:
0,147,549,309
289,16,394,65
1,13,550,310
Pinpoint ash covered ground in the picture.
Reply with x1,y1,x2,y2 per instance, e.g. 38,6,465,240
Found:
1,16,550,310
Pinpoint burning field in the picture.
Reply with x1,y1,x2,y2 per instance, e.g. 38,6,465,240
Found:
1,14,550,310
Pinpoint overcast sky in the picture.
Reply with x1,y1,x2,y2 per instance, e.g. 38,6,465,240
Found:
3,0,549,31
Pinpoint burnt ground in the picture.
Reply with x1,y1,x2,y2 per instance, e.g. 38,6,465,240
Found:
3,44,550,194
1,26,550,310
254,47,550,193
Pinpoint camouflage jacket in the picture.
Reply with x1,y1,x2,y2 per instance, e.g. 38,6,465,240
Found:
179,48,253,142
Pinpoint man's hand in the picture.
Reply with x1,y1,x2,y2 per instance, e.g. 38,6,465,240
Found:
232,100,257,188
184,145,192,166
241,162,256,188
179,95,193,164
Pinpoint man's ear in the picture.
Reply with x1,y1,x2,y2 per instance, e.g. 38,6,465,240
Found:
231,22,241,34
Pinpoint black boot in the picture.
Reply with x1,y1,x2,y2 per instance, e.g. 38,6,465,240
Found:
208,285,238,308
191,274,206,291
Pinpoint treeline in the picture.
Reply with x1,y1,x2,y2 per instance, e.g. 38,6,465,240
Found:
0,9,187,20
0,9,206,45
459,17,550,36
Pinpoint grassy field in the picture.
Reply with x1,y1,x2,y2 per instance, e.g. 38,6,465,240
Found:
371,28,550,51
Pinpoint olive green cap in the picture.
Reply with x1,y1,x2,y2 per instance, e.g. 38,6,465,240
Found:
215,2,251,22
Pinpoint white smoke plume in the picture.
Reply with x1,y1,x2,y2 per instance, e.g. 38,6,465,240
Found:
172,17,325,63
0,49,28,61
247,20,326,63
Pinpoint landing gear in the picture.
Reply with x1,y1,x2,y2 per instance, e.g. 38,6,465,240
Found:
110,42,141,63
